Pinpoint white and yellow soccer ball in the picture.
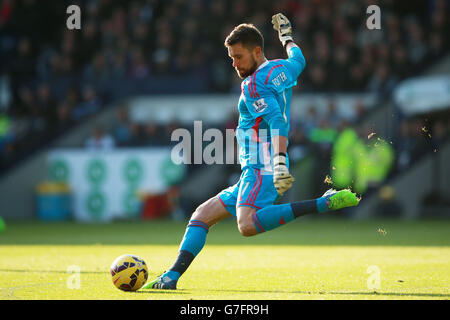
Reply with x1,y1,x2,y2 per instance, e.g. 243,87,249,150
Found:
110,254,148,291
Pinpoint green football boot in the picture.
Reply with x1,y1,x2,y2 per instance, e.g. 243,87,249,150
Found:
141,273,177,290
322,188,360,210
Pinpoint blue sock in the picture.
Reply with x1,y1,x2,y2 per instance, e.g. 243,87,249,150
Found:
252,203,295,233
252,198,324,234
165,220,209,281
316,197,329,213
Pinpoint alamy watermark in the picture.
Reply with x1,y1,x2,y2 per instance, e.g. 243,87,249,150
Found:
366,265,381,291
66,5,81,30
66,265,81,289
170,120,278,173
366,5,381,30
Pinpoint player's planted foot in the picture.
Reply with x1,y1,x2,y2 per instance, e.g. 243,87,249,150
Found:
321,189,360,211
142,272,177,290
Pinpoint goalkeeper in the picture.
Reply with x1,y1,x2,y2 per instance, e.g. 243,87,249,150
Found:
144,13,360,290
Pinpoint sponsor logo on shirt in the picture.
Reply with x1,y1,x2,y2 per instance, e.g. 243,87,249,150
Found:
253,98,267,113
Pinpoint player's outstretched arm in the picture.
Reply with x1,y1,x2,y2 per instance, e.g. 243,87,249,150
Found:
271,13,294,48
272,13,306,74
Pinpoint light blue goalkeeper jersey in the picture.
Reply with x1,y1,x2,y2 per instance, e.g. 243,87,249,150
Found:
236,45,306,171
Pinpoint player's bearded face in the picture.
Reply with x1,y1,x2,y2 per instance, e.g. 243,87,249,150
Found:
228,43,258,79
237,56,258,79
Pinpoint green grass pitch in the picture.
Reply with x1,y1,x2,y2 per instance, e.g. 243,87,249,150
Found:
0,218,449,300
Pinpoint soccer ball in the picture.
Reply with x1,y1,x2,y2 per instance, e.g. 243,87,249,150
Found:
110,254,149,291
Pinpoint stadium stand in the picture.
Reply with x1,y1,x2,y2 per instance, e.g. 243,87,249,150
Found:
0,0,449,220
1,0,449,173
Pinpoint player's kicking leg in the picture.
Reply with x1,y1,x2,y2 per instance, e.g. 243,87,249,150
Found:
142,196,232,290
238,188,360,236
143,167,359,290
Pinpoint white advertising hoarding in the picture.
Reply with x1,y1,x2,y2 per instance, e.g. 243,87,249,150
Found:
394,75,450,115
47,148,183,222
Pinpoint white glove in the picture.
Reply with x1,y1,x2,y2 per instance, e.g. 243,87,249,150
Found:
273,153,295,196
271,13,293,48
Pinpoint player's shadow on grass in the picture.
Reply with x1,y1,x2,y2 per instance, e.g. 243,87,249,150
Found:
0,269,105,274
0,269,191,295
137,289,190,295
328,291,450,298
206,289,450,298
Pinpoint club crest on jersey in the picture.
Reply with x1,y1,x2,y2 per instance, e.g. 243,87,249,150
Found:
253,98,267,113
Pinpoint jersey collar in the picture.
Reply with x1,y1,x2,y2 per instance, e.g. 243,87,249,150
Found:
246,59,269,81
256,59,269,71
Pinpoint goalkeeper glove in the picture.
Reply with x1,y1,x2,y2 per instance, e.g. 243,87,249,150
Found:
271,13,293,48
273,153,295,196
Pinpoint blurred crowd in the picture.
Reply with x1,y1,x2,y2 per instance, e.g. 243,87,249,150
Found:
78,98,450,219
0,0,449,171
85,99,450,176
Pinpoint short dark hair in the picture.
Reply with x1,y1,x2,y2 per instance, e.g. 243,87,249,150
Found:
224,23,264,50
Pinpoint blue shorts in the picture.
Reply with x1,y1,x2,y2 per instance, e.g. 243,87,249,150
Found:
217,167,280,217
